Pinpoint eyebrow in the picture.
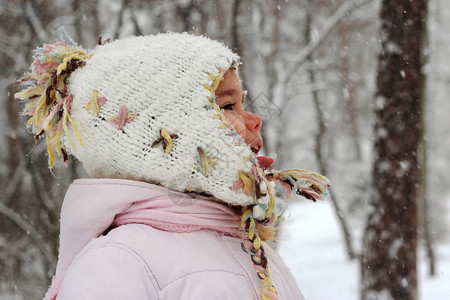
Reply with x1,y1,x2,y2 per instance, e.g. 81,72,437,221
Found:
216,88,237,96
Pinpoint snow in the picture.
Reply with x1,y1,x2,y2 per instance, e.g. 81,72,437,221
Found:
374,96,386,110
386,41,401,54
278,200,450,300
389,238,403,257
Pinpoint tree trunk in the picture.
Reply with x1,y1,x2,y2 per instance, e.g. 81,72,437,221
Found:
361,1,428,299
304,2,356,260
338,19,362,161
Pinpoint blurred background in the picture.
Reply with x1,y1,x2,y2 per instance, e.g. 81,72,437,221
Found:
0,0,449,299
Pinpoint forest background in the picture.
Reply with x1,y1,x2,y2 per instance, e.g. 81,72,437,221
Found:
0,0,448,299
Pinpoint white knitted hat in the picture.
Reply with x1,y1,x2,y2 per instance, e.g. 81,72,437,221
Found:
16,32,330,222
68,33,264,207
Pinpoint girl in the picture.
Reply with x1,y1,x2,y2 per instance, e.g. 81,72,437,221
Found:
16,32,329,300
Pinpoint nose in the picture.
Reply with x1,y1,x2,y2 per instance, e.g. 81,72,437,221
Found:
245,112,262,132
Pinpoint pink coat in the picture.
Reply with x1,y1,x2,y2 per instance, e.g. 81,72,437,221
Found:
46,179,304,300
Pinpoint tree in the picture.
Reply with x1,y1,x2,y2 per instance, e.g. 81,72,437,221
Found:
303,0,356,260
361,1,428,299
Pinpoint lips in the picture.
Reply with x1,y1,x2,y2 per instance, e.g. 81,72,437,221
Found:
249,139,274,170
250,139,263,155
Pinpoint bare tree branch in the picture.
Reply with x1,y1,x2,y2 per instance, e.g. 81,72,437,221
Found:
27,156,57,216
285,0,375,77
72,0,84,44
295,81,337,95
0,6,23,17
113,0,129,39
0,46,21,62
304,4,356,260
3,159,25,205
0,202,56,268
21,0,49,42
130,6,143,36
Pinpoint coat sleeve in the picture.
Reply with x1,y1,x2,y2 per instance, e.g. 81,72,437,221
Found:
57,244,159,300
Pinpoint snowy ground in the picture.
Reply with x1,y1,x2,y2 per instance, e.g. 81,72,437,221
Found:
278,201,449,300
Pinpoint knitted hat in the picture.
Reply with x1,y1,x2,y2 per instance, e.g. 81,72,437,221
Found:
16,32,330,299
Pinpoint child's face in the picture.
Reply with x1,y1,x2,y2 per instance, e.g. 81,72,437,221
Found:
215,69,263,154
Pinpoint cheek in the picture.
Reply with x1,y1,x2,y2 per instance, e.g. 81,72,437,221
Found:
223,111,246,136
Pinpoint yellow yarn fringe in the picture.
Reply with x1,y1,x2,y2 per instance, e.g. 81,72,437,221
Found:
239,171,253,195
15,43,89,168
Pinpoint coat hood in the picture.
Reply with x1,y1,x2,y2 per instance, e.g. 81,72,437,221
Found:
55,178,241,279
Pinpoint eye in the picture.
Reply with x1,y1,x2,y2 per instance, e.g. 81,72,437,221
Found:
220,103,235,110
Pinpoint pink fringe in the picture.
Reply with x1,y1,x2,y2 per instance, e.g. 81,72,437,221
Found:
255,264,265,273
33,59,58,76
303,174,330,186
264,287,280,300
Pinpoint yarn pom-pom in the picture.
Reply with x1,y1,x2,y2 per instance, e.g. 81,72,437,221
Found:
15,42,90,168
